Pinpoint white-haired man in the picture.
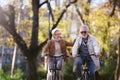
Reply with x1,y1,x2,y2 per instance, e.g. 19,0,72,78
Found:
72,25,100,80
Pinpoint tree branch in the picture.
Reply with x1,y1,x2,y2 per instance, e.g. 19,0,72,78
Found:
53,0,77,29
8,5,16,32
0,6,29,57
39,0,48,8
38,39,48,51
85,0,91,15
75,5,85,25
49,0,78,39
12,32,29,57
109,0,118,17
47,0,54,22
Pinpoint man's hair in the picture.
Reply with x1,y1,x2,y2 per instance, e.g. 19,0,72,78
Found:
80,25,89,31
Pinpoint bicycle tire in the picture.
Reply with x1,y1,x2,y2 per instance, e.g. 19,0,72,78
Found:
52,71,54,80
83,72,89,80
56,71,59,80
53,71,59,80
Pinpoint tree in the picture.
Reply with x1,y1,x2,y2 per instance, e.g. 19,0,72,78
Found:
1,0,119,79
0,0,77,80
107,0,120,80
72,0,120,79
115,29,120,80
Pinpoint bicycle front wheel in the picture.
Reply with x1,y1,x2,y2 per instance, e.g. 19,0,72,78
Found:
53,71,59,80
83,72,89,80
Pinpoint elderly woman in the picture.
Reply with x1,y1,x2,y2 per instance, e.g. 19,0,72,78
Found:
72,25,100,80
42,28,73,80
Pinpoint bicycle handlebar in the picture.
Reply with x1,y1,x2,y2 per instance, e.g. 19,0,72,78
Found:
45,54,69,59
77,54,95,57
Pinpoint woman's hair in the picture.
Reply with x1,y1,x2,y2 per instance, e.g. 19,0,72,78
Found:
51,28,60,35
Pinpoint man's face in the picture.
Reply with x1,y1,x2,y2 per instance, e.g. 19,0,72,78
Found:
80,27,88,39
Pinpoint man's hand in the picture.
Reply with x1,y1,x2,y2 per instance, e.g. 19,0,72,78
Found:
72,55,76,60
41,53,45,57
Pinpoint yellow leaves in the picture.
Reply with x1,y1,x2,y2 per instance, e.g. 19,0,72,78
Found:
38,20,50,42
86,8,120,53
6,38,14,47
109,25,119,37
83,3,91,13
63,6,67,10
89,11,108,26
39,9,48,16
57,20,71,38
116,50,118,54
38,31,46,42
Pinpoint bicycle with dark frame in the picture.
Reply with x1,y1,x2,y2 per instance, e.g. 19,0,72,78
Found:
77,54,95,80
45,54,69,80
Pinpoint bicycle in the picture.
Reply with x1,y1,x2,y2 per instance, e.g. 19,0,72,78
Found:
77,54,95,80
45,54,68,80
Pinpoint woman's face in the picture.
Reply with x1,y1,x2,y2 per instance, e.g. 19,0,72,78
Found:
53,30,61,39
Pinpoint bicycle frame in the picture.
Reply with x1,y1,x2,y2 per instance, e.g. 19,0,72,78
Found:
51,57,61,80
46,54,68,80
77,54,95,80
82,62,90,80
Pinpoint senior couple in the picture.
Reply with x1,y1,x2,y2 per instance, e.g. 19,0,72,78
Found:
42,25,100,80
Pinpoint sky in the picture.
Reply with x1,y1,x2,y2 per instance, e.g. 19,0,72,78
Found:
0,0,29,7
0,0,107,8
40,0,107,9
0,0,9,7
91,0,107,8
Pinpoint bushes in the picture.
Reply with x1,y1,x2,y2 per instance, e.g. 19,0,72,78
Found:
99,55,117,80
37,66,46,80
0,69,25,80
0,67,46,80
63,55,117,80
63,58,76,80
0,56,116,80
0,70,11,80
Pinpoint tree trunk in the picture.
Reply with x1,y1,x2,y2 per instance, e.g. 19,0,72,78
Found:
26,57,38,80
114,34,120,80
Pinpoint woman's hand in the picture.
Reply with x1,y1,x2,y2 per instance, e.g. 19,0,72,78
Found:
95,55,100,58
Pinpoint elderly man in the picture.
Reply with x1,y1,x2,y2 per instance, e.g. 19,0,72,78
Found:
72,25,100,80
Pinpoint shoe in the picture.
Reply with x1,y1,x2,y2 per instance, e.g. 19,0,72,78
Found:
77,77,81,80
